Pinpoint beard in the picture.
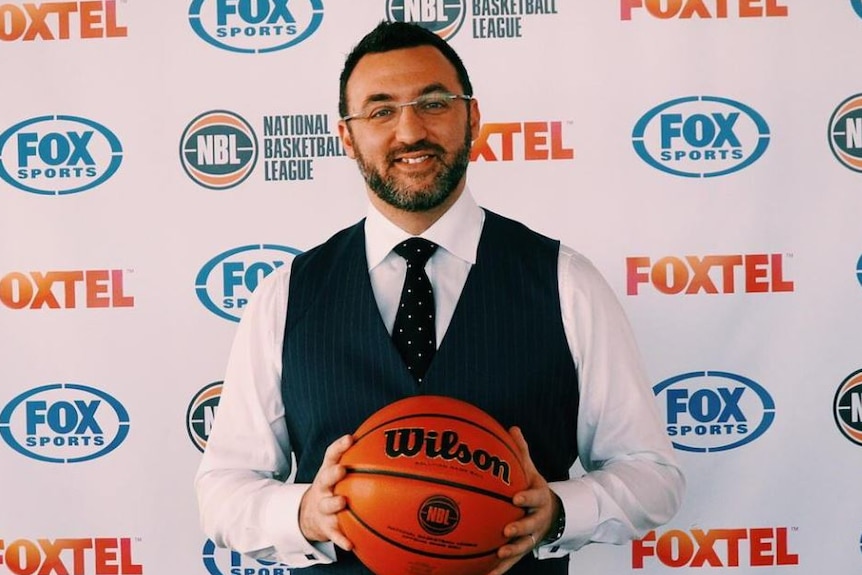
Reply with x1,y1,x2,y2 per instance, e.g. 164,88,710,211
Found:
353,126,472,213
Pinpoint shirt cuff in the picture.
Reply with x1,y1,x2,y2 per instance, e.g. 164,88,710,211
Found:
534,479,598,559
262,482,338,567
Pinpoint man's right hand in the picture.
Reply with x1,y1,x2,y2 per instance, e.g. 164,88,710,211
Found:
298,434,354,551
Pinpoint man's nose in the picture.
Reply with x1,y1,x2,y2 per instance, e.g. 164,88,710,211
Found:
393,104,428,144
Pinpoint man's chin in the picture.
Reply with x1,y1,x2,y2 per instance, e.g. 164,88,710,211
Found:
373,184,453,213
387,162,441,182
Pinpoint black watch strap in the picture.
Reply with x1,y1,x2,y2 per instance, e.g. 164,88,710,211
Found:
539,493,566,545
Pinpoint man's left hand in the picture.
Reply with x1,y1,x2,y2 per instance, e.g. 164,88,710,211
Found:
487,426,561,575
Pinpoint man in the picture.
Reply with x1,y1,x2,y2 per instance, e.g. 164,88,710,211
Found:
196,20,684,575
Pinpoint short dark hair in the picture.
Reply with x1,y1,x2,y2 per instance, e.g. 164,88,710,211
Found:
338,21,474,118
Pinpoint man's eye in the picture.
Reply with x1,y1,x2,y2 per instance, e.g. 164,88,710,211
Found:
368,107,396,119
421,100,448,111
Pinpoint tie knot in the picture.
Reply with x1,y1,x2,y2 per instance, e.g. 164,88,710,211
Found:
394,237,438,267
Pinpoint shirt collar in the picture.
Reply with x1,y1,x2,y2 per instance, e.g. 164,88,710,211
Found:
365,187,484,270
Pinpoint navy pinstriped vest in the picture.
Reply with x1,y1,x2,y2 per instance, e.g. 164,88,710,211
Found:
282,210,579,575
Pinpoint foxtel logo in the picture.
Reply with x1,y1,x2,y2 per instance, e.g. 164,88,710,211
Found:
470,122,574,161
0,270,134,309
626,254,794,295
0,538,142,575
633,527,799,568
0,1,128,41
621,0,788,20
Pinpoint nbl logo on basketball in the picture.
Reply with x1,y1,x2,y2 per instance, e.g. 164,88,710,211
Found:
419,495,460,535
180,110,258,190
387,0,467,40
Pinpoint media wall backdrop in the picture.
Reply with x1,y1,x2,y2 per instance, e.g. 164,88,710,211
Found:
1,2,861,574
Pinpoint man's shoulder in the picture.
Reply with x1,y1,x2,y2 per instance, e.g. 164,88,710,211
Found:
293,219,365,268
481,208,560,252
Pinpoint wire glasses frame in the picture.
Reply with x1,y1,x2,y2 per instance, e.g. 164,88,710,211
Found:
341,92,473,125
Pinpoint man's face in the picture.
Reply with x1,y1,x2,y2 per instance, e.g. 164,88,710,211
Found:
339,45,480,213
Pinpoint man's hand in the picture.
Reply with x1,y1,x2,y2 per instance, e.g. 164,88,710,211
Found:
298,434,354,551
488,426,561,575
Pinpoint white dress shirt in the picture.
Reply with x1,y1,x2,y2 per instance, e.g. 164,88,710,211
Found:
195,189,685,567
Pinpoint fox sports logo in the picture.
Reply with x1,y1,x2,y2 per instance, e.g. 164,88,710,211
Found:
203,539,291,575
0,115,123,195
632,96,770,178
387,0,467,40
653,370,775,453
0,383,130,463
189,0,324,54
196,244,301,322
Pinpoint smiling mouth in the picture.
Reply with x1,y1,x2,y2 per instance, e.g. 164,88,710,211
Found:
400,155,433,164
390,143,445,167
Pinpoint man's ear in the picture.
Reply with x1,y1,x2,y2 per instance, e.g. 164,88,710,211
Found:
338,121,357,159
469,97,481,142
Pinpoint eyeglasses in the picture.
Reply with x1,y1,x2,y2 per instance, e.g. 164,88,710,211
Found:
342,93,473,125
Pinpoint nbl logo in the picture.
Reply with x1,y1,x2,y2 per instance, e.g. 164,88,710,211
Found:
0,115,123,195
419,495,460,535
196,244,302,322
188,0,324,54
180,110,258,190
632,96,770,178
387,0,467,40
834,368,862,446
828,93,862,173
187,381,223,452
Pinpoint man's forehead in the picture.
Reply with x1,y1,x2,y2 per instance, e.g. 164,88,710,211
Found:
347,45,462,98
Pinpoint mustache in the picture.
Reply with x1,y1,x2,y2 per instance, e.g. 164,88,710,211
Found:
387,141,447,163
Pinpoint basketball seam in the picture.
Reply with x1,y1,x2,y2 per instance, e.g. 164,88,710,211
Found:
344,507,499,560
344,467,516,504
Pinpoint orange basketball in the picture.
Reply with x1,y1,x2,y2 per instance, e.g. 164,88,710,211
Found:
334,395,529,575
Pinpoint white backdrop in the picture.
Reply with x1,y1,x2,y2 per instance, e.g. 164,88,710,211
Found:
2,2,861,574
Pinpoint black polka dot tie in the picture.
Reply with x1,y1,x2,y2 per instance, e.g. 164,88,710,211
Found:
392,237,438,383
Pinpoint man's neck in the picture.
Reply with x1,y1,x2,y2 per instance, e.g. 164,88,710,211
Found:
367,184,465,235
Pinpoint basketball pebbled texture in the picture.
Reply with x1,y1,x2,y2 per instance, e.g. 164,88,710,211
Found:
334,395,529,575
